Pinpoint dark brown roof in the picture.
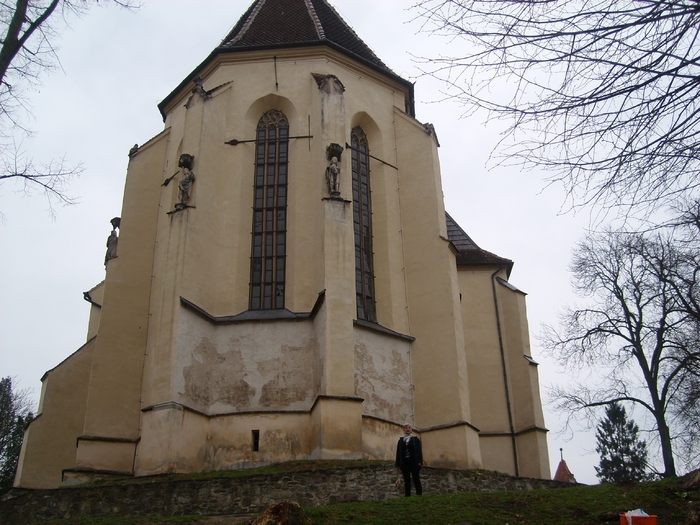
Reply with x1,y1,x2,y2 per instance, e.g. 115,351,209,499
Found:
445,212,513,271
159,0,414,119
221,0,390,72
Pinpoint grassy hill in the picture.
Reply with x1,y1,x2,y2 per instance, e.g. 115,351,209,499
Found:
305,477,699,524
34,473,699,525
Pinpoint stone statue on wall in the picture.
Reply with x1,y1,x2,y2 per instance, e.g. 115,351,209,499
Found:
326,156,340,197
192,76,211,100
176,154,195,209
325,143,344,198
104,217,121,267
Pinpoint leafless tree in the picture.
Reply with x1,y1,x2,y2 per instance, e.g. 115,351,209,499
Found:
0,376,33,490
412,0,700,217
542,228,700,477
0,0,138,216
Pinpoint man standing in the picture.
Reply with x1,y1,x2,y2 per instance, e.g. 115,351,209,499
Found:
395,423,423,496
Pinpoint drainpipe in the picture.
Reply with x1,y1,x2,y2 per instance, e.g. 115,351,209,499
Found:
491,266,519,477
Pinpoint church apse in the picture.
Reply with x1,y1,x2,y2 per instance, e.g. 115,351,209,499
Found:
14,0,550,487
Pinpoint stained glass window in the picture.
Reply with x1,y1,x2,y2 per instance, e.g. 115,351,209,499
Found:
250,110,289,310
351,126,377,322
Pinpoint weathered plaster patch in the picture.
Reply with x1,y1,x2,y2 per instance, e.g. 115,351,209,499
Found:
176,309,319,413
182,337,256,410
353,329,413,423
258,344,315,407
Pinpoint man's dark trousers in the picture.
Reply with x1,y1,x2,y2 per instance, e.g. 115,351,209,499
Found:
401,460,422,496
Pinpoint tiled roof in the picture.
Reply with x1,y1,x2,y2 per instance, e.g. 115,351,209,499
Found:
553,459,577,483
158,0,414,119
445,212,513,269
220,0,391,73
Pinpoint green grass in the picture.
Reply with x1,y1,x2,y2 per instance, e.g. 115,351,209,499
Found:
36,476,700,525
305,477,699,525
35,518,209,525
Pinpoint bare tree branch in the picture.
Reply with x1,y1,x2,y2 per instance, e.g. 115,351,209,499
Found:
0,0,140,217
541,223,700,476
413,0,700,218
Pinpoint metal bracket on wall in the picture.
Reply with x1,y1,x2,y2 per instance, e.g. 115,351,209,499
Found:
224,135,313,146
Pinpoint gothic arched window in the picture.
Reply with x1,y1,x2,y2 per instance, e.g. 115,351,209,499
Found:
351,126,377,322
249,110,289,310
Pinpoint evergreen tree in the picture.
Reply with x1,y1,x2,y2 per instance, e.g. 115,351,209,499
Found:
595,402,649,483
0,377,33,491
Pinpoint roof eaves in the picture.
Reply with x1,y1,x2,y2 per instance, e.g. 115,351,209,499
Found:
496,275,526,295
455,250,514,278
158,41,414,120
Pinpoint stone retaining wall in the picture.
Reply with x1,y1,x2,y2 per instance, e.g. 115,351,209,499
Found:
0,465,570,524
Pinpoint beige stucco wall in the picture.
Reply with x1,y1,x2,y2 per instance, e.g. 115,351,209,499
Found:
479,435,516,475
516,429,551,479
361,417,403,462
458,267,549,478
14,338,95,488
460,268,511,433
75,439,136,473
80,130,169,441
496,281,547,431
495,279,550,478
394,109,473,441
85,281,105,341
421,424,482,470
136,405,318,475
65,128,170,477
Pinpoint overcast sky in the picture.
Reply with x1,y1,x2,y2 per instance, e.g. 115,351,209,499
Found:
0,0,605,483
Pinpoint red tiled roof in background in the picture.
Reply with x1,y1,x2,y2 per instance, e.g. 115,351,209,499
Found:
553,459,577,483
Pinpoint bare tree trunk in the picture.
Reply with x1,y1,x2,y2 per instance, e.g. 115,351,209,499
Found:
0,0,60,86
656,409,677,477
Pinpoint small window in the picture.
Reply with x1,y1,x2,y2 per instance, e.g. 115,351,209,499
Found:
252,429,260,452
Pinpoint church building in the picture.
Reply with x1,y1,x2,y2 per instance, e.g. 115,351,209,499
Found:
15,0,550,488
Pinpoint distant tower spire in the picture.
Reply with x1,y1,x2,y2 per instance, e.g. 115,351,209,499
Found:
553,448,577,483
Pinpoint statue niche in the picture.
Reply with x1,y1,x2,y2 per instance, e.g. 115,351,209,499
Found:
176,154,196,209
325,143,344,198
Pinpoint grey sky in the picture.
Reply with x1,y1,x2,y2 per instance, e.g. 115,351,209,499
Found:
0,0,598,483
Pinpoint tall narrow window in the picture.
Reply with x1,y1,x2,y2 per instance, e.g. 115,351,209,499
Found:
351,126,377,322
250,110,289,310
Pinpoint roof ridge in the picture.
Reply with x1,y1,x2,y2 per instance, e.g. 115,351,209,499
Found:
225,0,267,46
312,0,383,66
304,0,325,39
